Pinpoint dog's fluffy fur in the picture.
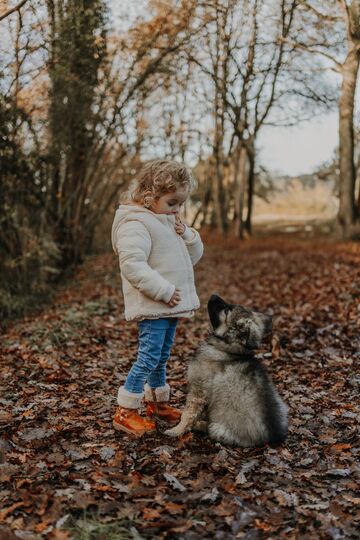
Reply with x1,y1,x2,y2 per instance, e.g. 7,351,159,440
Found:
165,295,288,447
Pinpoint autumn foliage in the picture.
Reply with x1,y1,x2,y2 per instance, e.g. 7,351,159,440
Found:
0,237,359,538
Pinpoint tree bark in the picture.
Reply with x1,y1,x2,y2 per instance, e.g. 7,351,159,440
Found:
338,42,359,235
337,0,360,237
213,152,227,233
234,144,248,239
0,0,29,21
244,149,255,234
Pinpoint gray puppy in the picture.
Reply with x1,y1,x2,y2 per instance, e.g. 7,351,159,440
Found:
165,294,288,447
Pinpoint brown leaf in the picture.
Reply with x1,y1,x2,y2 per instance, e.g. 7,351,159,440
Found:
163,501,185,514
0,502,24,520
271,334,281,359
142,507,162,520
48,531,71,540
0,526,20,540
329,443,352,452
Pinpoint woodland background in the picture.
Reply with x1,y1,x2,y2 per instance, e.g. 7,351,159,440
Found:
0,1,359,539
0,0,360,318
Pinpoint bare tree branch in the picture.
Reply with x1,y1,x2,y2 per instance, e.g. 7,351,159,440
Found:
279,37,343,70
0,0,29,22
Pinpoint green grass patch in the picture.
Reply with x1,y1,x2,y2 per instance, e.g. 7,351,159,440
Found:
0,288,53,330
66,515,141,540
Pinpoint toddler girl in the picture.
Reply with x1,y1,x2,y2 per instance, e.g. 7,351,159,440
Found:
111,159,203,436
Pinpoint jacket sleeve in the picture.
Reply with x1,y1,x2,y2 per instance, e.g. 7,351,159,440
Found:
181,226,204,266
116,221,176,303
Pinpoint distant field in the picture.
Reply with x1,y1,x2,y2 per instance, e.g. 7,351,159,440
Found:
94,178,338,250
253,179,337,225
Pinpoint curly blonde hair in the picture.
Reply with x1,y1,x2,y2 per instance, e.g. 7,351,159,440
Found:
120,159,195,208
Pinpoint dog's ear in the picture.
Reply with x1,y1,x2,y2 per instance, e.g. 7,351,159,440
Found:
208,295,231,329
208,294,228,311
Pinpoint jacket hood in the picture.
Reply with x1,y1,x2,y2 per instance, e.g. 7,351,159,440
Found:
111,204,176,254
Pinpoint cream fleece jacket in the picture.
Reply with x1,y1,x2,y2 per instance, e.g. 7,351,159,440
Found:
111,205,203,321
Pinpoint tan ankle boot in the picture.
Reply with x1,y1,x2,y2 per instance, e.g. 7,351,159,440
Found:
113,407,156,436
144,384,181,424
146,401,181,423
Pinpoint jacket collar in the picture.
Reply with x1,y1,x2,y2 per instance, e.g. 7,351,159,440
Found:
118,205,176,226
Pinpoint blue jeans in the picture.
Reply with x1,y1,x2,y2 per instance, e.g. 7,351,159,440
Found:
124,318,178,394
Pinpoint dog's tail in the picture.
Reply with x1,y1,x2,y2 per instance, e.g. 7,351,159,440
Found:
268,425,288,448
263,387,288,448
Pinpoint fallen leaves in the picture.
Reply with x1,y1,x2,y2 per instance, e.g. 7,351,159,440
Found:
0,238,359,538
163,473,186,492
0,503,24,522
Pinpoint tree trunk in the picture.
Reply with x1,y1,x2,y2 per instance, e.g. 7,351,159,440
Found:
213,150,228,233
191,205,202,228
338,39,360,236
244,150,255,234
234,144,248,239
47,0,106,266
198,184,211,228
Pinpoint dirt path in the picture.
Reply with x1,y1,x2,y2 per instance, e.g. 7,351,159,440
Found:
1,238,359,539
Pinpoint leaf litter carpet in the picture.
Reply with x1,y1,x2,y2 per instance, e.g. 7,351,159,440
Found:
1,237,359,539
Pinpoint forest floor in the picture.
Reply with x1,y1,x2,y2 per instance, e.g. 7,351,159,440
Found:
0,236,359,540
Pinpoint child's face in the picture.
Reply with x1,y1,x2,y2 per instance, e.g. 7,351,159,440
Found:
151,186,190,215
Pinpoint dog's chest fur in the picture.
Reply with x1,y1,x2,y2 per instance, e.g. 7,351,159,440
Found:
188,343,260,396
187,342,271,446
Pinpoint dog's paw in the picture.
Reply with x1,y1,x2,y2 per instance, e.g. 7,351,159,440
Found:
164,427,183,437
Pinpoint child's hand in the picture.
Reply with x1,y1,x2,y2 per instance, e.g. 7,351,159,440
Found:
168,288,181,307
175,216,186,236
